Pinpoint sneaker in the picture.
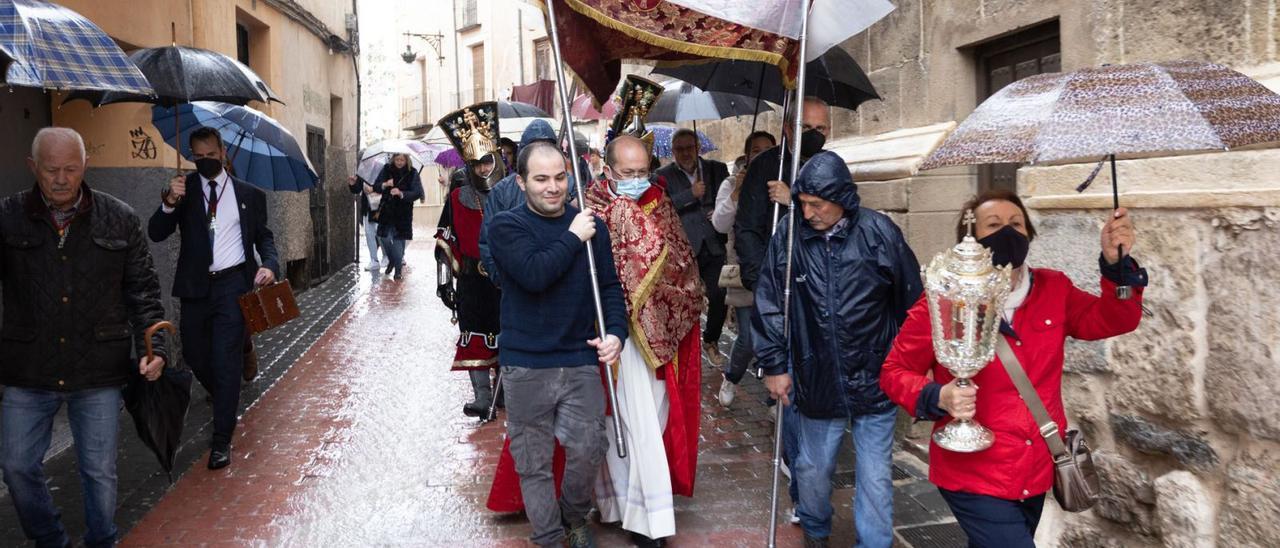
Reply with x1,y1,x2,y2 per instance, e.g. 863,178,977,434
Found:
565,522,596,548
365,262,381,271
702,342,726,367
717,376,736,407
788,506,801,525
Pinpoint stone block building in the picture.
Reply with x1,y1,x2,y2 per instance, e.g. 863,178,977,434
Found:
689,1,1277,546
0,0,361,317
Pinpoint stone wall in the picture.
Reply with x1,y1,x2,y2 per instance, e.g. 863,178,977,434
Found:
679,1,1280,545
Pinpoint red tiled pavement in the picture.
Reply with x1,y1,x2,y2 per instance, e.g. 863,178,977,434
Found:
121,233,816,547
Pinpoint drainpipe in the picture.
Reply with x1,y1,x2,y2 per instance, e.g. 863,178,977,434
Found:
517,9,525,87
351,0,362,263
452,0,462,109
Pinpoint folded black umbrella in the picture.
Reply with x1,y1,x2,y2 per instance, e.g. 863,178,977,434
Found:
124,367,193,481
653,46,879,111
123,321,192,481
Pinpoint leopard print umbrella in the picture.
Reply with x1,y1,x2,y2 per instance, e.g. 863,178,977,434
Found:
920,60,1280,169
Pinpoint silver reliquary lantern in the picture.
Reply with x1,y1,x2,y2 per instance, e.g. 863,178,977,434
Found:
924,211,1013,453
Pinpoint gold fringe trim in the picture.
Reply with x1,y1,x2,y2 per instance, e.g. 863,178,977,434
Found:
627,244,670,372
452,357,498,369
546,0,791,75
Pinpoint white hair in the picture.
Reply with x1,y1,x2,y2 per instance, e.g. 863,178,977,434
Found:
31,127,87,163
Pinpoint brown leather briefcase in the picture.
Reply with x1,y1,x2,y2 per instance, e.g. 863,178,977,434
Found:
238,280,300,334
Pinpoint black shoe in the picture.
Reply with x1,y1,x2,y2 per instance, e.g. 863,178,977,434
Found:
803,534,828,548
565,522,596,548
384,264,394,276
462,401,487,417
629,531,665,548
208,446,231,470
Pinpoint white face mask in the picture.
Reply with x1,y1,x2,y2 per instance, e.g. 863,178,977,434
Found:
614,176,651,199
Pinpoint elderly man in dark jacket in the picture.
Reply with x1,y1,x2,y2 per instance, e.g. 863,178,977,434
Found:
755,151,922,548
0,127,168,548
656,128,731,365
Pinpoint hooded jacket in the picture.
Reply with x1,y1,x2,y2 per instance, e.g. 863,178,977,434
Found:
753,151,923,418
477,119,584,283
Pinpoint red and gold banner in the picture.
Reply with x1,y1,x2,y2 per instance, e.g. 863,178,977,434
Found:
539,0,799,104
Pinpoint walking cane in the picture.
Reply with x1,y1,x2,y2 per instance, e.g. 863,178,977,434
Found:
543,0,627,459
768,2,813,545
484,368,503,423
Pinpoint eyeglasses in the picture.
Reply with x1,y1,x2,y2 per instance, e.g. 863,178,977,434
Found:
611,168,650,179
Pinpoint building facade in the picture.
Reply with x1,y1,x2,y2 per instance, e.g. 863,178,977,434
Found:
690,2,1279,546
360,0,554,221
1,0,361,315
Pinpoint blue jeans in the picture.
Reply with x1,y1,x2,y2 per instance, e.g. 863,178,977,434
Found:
793,408,896,546
1,386,122,548
379,234,406,275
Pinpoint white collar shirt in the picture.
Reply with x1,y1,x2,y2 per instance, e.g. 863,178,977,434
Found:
202,170,247,272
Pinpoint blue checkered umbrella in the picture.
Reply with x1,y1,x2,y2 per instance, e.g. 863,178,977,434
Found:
649,125,717,159
152,102,317,192
0,0,153,94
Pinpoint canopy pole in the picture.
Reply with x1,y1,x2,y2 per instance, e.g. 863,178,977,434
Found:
769,1,812,545
544,0,627,459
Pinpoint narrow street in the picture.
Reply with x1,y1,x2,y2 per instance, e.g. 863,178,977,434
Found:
0,220,963,547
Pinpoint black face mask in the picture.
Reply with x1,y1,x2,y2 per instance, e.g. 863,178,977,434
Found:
800,128,826,158
977,225,1030,268
195,157,223,179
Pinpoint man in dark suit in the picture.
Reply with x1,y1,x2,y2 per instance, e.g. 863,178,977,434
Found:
656,128,730,366
148,127,280,470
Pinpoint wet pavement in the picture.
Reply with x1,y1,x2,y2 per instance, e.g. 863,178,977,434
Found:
0,219,966,547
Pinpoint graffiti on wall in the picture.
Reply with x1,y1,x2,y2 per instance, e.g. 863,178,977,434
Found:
129,127,157,160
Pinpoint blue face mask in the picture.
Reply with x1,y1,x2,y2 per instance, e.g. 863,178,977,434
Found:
614,176,651,200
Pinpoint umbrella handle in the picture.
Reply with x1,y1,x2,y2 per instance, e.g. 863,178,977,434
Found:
144,321,176,362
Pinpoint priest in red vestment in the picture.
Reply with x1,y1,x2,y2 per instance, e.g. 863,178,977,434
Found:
584,135,703,545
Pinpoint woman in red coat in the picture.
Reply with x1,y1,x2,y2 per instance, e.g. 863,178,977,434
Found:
879,190,1147,547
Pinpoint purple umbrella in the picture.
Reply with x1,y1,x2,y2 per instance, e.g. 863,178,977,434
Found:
433,148,465,169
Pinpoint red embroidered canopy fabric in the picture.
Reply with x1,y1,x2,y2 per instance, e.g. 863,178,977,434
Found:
540,0,799,103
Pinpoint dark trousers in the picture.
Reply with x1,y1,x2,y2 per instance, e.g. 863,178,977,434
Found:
697,248,727,343
939,488,1045,548
180,272,250,449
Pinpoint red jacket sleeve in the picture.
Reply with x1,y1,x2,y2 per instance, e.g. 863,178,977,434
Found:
879,295,937,417
1064,276,1144,341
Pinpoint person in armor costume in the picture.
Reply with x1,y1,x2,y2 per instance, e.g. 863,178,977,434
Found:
434,102,507,417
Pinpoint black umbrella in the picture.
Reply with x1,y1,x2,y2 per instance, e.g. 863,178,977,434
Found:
63,45,281,108
498,100,550,118
62,35,283,182
653,46,878,112
123,321,192,482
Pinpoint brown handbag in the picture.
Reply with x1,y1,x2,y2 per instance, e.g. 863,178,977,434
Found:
238,280,300,334
995,338,1100,512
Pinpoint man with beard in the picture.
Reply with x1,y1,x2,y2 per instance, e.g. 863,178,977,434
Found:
488,141,628,547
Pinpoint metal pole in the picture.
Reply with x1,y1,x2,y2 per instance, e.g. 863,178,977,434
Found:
485,368,503,423
544,0,627,459
769,2,812,545
770,94,791,229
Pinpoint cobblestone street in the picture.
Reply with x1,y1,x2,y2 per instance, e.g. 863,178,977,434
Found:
0,224,964,547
